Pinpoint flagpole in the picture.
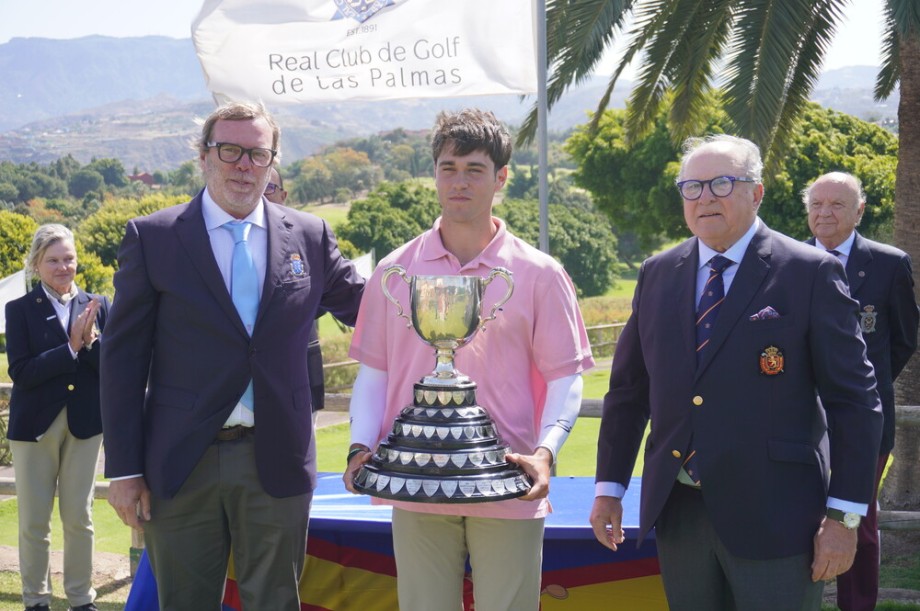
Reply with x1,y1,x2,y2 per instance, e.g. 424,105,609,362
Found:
536,0,549,254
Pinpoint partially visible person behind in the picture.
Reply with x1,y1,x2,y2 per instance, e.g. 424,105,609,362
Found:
264,166,326,418
101,101,365,609
344,108,594,610
804,171,919,611
5,223,108,611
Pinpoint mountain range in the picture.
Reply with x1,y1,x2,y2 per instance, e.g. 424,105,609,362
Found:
0,35,899,172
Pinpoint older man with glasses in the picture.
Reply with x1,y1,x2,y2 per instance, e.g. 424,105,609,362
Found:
591,134,883,610
101,101,365,609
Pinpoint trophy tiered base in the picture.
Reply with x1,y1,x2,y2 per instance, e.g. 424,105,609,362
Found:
354,381,532,503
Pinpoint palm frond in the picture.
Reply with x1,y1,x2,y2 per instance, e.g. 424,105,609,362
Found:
876,1,904,99
665,0,735,142
519,0,633,144
763,0,845,173
722,0,844,154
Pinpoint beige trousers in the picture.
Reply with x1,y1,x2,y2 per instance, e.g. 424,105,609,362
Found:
392,508,545,611
10,409,102,608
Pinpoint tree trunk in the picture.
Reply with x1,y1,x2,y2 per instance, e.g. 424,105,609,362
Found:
882,33,920,513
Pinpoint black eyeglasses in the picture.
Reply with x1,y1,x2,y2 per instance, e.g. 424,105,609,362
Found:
676,176,755,200
264,182,282,195
206,142,277,168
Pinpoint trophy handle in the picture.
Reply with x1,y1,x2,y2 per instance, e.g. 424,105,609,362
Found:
381,265,413,328
479,267,514,331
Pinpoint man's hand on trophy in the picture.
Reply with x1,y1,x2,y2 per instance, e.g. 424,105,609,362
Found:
343,444,373,494
505,447,553,501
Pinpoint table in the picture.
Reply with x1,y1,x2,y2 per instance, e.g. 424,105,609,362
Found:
126,474,666,610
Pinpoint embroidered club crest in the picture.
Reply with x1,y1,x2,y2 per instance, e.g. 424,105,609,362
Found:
759,345,785,376
333,0,395,23
289,253,305,277
859,305,877,334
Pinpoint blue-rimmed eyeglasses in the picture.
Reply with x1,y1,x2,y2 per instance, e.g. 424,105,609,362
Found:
206,142,277,168
676,176,755,200
264,182,281,195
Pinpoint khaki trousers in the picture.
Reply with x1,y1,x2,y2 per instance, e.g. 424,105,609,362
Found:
10,409,102,608
392,508,545,611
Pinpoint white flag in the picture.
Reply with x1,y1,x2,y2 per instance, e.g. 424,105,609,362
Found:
0,270,27,332
192,0,537,105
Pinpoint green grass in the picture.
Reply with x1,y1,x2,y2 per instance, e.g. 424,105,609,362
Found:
0,570,132,610
301,203,350,228
0,353,8,384
0,497,130,555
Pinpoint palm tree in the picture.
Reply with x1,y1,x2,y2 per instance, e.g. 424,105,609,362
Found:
528,0,920,507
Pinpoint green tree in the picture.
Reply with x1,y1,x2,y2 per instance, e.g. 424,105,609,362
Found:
74,240,115,297
79,193,186,268
565,101,896,254
68,168,105,199
498,199,618,297
87,158,128,188
336,182,439,259
0,211,38,277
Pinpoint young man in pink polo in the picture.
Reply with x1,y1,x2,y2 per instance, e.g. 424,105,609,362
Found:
344,108,594,610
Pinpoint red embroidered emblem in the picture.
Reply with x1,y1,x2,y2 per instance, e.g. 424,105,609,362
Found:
759,345,784,376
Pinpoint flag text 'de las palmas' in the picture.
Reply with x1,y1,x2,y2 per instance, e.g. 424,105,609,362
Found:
192,0,538,105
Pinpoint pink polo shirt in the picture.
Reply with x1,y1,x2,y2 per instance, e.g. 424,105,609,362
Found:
349,217,594,519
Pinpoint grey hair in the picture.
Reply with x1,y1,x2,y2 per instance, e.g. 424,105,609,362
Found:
196,101,281,159
679,134,764,183
26,223,75,283
800,171,865,211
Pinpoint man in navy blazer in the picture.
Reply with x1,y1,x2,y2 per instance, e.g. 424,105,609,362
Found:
804,171,918,611
590,135,883,609
101,102,365,609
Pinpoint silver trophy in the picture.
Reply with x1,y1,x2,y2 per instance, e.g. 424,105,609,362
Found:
353,266,533,503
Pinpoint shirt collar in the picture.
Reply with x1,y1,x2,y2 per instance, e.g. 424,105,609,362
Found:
201,186,266,231
697,217,760,270
419,216,508,269
821,231,856,258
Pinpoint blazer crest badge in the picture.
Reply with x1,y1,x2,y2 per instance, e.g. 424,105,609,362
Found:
859,305,877,334
289,253,305,277
759,345,785,376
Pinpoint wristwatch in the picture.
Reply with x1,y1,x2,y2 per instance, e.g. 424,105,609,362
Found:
826,508,860,530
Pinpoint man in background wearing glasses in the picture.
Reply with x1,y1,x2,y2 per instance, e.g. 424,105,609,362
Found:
590,134,883,609
101,101,365,609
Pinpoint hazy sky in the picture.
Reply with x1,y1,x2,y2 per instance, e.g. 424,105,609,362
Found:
0,0,885,75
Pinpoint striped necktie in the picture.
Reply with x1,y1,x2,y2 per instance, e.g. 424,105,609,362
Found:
695,255,733,362
684,254,733,486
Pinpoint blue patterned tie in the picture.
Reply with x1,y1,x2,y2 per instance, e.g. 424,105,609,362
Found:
684,255,733,485
223,220,259,411
695,255,733,362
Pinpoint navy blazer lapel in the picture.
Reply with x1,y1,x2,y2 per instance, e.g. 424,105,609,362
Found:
675,240,699,358
845,232,871,296
30,285,69,342
696,223,771,376
258,202,295,325
175,195,248,336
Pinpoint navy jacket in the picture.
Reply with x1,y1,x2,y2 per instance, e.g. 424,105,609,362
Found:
6,285,109,441
101,193,364,499
809,233,919,454
598,222,883,560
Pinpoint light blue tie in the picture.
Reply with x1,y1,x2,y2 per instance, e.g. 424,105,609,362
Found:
223,220,259,411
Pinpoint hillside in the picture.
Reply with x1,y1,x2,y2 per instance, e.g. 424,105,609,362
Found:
0,36,899,171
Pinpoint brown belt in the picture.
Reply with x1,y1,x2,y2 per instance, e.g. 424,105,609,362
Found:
215,425,255,442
